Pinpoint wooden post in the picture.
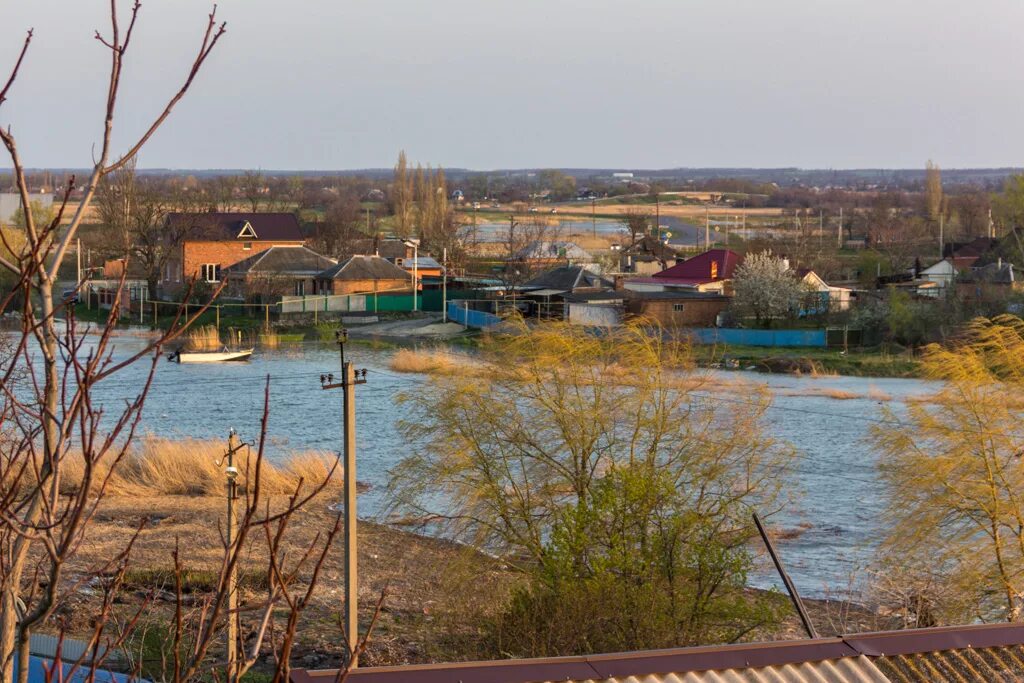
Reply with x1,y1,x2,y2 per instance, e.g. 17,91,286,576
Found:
264,304,269,329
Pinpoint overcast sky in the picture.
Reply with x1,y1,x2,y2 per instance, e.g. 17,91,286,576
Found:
1,0,1022,171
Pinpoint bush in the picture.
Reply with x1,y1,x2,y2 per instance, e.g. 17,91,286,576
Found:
487,465,781,656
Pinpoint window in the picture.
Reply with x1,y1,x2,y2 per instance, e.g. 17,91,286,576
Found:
237,221,257,238
201,263,221,283
394,258,404,267
672,303,685,312
243,242,253,250
295,280,305,296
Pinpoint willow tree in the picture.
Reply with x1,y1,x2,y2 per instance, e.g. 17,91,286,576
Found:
389,321,793,654
874,315,1024,623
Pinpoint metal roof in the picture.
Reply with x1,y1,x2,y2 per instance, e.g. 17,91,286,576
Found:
292,623,1024,683
166,212,304,242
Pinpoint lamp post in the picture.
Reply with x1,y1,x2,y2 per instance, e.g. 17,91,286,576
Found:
403,239,420,312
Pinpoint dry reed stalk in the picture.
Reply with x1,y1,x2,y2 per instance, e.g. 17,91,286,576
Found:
60,437,340,497
185,324,221,351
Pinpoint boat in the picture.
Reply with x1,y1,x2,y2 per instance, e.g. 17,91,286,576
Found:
169,347,254,363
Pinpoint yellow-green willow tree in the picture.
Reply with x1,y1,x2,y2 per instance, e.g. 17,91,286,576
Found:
388,321,794,653
874,315,1024,623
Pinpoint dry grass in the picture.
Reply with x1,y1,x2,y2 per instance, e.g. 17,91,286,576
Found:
816,388,861,400
259,329,280,349
185,325,221,351
390,348,465,374
61,437,340,497
867,387,893,402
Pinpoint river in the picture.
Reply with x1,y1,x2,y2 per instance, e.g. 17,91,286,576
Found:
86,337,936,598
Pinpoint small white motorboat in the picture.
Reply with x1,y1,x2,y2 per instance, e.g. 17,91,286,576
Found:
169,347,254,363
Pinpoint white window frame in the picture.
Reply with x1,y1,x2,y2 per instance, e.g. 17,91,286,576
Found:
672,302,685,312
201,263,221,283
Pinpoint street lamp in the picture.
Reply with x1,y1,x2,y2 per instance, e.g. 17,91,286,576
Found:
403,239,420,312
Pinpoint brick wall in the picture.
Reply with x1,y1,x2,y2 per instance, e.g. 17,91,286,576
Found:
322,278,412,296
628,298,730,328
182,240,304,283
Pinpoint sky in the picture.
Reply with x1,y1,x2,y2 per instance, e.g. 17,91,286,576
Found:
1,0,1022,171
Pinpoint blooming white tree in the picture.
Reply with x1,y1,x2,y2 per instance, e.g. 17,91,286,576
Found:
731,250,807,328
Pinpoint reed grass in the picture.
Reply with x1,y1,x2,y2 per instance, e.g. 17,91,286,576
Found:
185,325,221,351
61,437,341,497
390,348,461,374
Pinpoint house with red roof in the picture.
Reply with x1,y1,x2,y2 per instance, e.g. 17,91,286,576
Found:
625,249,742,295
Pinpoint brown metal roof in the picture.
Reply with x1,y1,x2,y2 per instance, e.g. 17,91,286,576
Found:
166,212,304,242
292,623,1024,683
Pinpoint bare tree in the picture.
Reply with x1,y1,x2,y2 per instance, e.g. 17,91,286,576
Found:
0,4,227,680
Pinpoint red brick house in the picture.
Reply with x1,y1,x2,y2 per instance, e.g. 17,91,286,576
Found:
625,249,742,295
314,255,413,296
160,212,305,295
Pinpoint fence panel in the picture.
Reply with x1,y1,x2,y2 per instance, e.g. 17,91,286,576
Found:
685,328,827,347
447,302,501,329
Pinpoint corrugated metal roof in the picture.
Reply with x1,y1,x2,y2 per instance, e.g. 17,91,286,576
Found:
293,623,1024,683
875,645,1024,683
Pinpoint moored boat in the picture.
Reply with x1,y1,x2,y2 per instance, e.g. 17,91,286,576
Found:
169,348,254,363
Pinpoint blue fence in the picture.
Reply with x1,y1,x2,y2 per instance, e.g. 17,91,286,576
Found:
448,302,501,329
685,328,827,348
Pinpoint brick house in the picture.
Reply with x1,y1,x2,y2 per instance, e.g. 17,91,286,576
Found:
626,291,732,328
160,212,305,295
223,246,337,300
314,255,413,296
625,249,742,295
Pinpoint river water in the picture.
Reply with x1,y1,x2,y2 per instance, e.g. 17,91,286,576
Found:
86,337,937,598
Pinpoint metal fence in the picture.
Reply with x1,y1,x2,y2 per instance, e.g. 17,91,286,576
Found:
685,328,828,347
447,301,502,329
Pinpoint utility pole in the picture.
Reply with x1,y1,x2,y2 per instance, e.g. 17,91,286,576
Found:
939,213,945,259
224,430,242,683
654,192,660,237
704,206,710,250
838,207,843,249
76,238,81,288
442,247,448,324
320,331,367,668
591,197,596,237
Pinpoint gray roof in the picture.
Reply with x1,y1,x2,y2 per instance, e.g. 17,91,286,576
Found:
524,266,613,293
317,255,413,281
517,240,592,261
225,246,336,276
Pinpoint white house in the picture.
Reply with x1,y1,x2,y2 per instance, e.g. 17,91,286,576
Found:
919,259,957,290
801,270,853,311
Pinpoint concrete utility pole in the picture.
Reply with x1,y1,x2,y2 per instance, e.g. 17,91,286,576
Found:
704,206,710,250
224,430,242,683
838,207,843,249
320,331,367,667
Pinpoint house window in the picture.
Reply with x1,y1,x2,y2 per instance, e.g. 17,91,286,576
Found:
394,258,404,267
295,280,305,296
201,263,221,283
243,242,252,250
672,303,685,312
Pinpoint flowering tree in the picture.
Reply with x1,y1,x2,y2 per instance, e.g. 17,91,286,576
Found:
731,250,807,328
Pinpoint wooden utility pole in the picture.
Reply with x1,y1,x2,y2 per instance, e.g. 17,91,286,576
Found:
225,430,242,683
320,331,367,667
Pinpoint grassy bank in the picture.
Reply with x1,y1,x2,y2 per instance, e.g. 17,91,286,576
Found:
694,344,921,378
